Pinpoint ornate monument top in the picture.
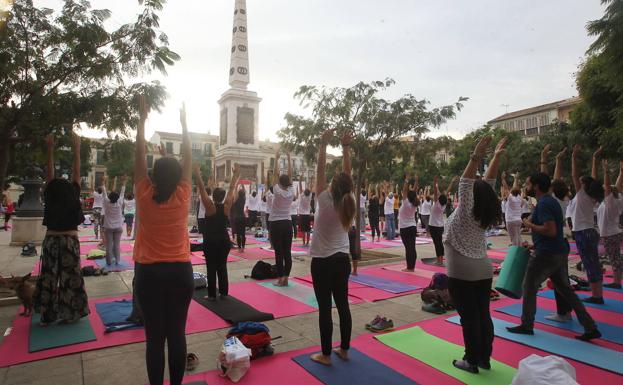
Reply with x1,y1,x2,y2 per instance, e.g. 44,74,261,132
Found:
229,0,250,90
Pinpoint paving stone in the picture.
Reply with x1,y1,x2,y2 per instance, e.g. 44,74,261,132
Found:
83,348,147,385
4,354,82,385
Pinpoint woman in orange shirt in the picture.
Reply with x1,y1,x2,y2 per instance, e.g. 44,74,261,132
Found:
133,96,193,385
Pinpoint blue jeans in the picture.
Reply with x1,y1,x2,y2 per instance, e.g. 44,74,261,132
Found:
385,213,396,240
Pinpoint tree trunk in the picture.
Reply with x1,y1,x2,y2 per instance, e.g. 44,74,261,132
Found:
0,129,12,190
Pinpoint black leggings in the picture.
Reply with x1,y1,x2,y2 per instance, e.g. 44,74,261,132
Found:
400,226,418,270
234,217,246,249
205,239,231,298
135,262,194,385
311,253,352,356
369,215,380,238
429,225,445,257
291,215,298,238
448,277,493,366
269,219,293,277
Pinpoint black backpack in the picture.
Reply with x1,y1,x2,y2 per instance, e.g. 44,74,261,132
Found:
250,261,277,280
21,242,37,257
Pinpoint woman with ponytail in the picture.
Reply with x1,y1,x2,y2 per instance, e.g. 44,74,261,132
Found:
309,129,357,366
398,175,419,272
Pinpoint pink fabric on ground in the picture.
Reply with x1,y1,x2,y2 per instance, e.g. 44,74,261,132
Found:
189,252,240,264
228,281,320,318
360,241,394,249
0,295,229,368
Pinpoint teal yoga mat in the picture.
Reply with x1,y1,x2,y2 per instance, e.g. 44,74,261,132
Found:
538,290,623,314
494,246,530,299
495,303,623,344
258,281,322,308
29,314,96,352
446,316,623,375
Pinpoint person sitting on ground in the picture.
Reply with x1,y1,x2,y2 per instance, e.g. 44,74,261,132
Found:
506,171,601,341
34,130,89,325
444,135,505,374
195,164,240,300
309,129,357,366
102,175,127,266
132,97,194,385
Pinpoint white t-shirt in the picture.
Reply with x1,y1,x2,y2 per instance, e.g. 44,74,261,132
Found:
505,194,524,223
247,194,260,211
102,186,125,229
398,199,418,228
310,191,350,258
384,196,395,215
290,198,298,216
198,199,206,219
566,197,576,220
420,200,432,215
360,194,367,209
501,200,506,214
92,191,104,209
124,199,136,215
521,198,532,215
429,201,446,227
259,198,267,213
269,185,294,222
298,194,312,215
597,194,623,237
572,189,596,232
266,191,274,215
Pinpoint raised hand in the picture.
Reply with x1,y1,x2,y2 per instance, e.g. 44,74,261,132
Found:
473,135,492,158
494,137,508,156
572,144,581,158
232,163,241,177
555,147,567,160
593,146,604,159
159,142,166,156
541,144,552,161
320,129,335,145
602,159,608,171
341,130,353,146
179,103,187,129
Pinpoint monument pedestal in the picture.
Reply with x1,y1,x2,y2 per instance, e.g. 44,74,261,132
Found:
10,217,46,246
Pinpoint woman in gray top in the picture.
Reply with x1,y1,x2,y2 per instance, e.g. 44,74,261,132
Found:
444,135,505,374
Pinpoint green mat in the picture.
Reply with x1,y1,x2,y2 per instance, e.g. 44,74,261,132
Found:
29,314,97,352
375,326,516,385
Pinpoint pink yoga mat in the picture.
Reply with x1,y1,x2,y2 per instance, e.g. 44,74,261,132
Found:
230,248,275,261
382,264,436,279
190,252,240,264
0,295,229,368
161,346,323,385
228,281,319,318
296,267,427,302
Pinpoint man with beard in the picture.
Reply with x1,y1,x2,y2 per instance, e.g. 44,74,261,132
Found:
506,172,601,341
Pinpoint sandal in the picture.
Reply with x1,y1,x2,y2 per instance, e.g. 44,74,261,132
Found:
186,353,199,371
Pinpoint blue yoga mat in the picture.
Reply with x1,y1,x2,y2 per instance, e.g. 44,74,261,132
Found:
350,273,419,294
292,347,419,385
95,259,133,272
95,300,142,333
495,303,623,345
538,290,623,314
446,316,623,375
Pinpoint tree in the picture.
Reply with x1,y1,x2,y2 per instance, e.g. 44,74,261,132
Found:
0,0,179,189
279,79,466,254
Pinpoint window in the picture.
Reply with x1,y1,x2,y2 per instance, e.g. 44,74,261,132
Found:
192,142,201,155
204,143,213,156
96,150,105,166
269,158,275,169
165,142,174,155
526,128,538,136
205,159,212,172
539,114,550,126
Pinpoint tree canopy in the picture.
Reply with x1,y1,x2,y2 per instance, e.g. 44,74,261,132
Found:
0,0,179,188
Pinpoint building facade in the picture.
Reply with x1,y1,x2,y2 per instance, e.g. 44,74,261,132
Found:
488,97,580,137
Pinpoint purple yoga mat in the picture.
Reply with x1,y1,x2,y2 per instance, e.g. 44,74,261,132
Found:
350,273,420,294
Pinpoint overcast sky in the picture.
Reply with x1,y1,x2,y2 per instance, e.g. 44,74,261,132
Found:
38,0,604,141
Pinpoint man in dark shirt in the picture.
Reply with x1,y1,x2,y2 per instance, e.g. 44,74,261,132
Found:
506,172,600,341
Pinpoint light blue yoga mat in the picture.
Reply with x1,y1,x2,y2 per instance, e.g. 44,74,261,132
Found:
350,273,419,294
446,316,623,375
495,303,623,345
95,259,133,272
538,290,623,314
293,347,419,385
258,281,322,308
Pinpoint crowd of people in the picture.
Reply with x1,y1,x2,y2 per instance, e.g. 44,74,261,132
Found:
24,92,623,383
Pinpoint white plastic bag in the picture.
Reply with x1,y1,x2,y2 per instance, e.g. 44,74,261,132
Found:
217,336,252,383
511,354,579,385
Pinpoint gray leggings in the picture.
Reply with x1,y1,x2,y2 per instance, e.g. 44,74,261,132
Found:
105,227,123,265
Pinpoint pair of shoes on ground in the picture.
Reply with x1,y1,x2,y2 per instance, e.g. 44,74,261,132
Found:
506,324,601,341
365,315,394,332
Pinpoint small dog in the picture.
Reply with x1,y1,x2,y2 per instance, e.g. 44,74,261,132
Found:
0,273,35,316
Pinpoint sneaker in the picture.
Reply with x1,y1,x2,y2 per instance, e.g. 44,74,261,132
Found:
582,296,604,305
544,313,572,322
478,361,491,370
575,328,601,342
604,282,622,289
370,319,394,333
452,359,478,374
365,315,383,329
506,325,534,335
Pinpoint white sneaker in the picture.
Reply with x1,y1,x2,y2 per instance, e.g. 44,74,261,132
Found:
545,313,572,322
